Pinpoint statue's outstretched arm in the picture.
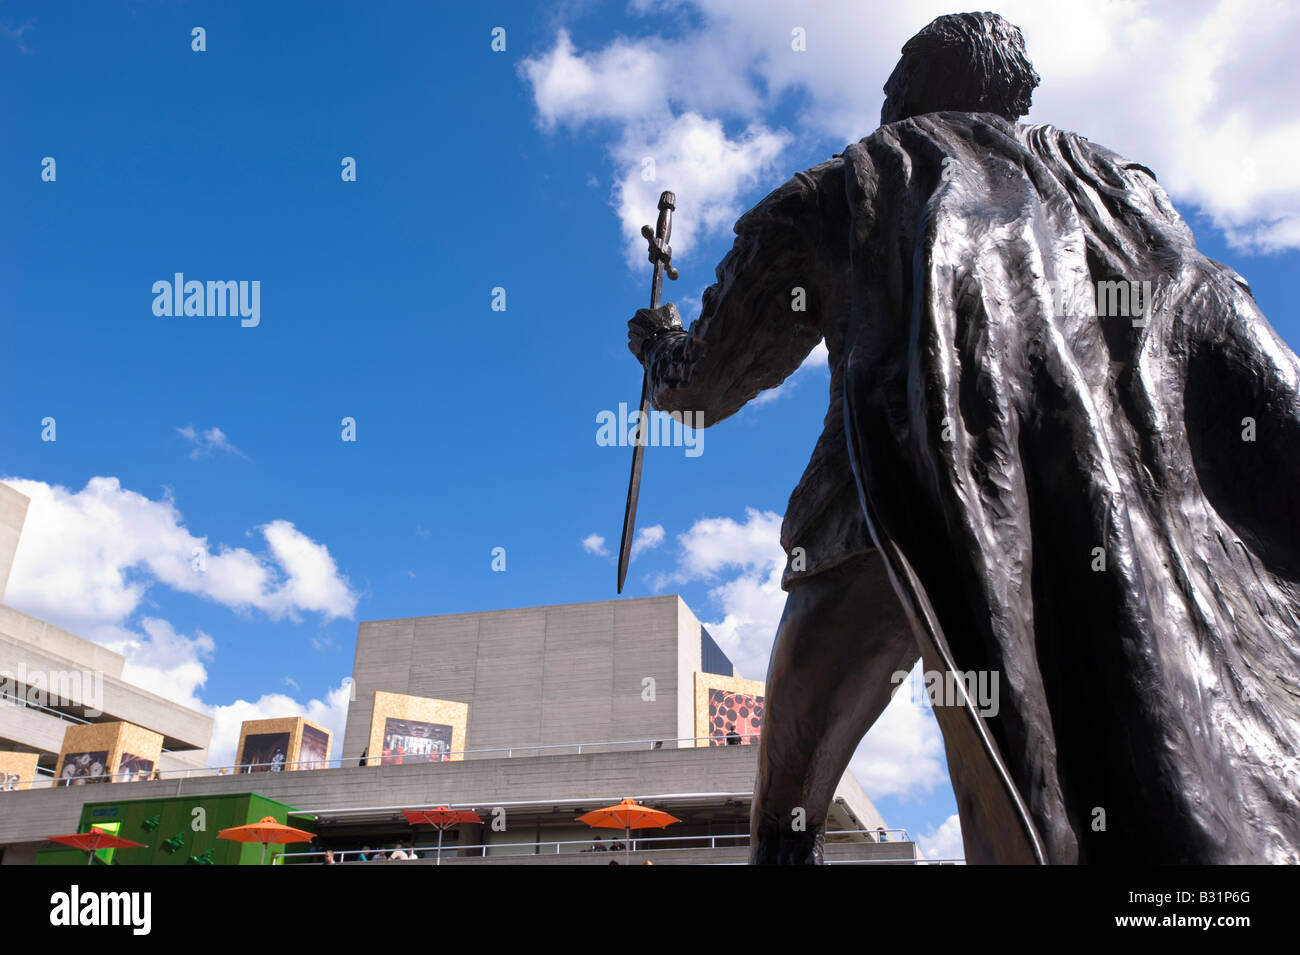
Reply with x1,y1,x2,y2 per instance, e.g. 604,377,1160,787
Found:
633,158,850,424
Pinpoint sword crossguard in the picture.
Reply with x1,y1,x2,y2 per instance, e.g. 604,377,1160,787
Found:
641,191,680,282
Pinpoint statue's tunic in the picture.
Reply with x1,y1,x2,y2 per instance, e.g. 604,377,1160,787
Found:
648,109,1300,863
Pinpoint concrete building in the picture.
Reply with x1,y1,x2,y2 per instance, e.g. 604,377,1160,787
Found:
345,595,742,759
317,597,908,861
0,479,918,864
0,482,212,803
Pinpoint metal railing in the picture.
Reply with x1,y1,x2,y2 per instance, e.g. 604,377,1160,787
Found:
276,828,917,864
0,733,762,791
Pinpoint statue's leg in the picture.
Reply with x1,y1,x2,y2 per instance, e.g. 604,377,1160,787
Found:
749,550,918,864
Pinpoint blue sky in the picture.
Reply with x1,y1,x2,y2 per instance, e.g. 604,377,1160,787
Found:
3,0,1298,861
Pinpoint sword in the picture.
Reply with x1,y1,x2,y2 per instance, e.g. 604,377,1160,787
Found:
617,190,679,593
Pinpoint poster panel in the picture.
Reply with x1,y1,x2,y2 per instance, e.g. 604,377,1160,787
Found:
382,718,452,765
240,732,291,773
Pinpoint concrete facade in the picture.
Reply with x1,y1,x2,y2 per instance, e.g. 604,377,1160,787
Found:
0,745,902,862
0,482,28,604
344,595,715,760
0,483,212,782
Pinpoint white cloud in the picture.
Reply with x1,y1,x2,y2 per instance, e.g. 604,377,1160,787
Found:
521,33,791,264
584,525,665,563
630,524,665,559
101,617,215,712
258,519,358,620
3,476,358,634
525,1,1300,254
206,680,353,769
917,813,966,863
177,424,246,460
659,506,784,583
610,113,791,265
582,532,611,558
651,507,787,679
1,22,33,55
520,29,669,129
1,475,361,771
849,662,949,801
86,614,352,771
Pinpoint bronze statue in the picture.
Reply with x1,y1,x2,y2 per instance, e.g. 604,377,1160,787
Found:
627,12,1300,864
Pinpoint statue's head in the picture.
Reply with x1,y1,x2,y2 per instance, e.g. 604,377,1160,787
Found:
881,12,1040,125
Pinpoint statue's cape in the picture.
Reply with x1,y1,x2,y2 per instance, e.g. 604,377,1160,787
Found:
842,112,1300,863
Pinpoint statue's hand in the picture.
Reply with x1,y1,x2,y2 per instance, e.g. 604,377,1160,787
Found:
628,302,683,362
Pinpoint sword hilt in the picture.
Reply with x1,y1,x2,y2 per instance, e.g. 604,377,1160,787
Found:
642,191,680,283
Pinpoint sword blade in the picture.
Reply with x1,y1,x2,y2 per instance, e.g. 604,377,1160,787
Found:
616,373,651,593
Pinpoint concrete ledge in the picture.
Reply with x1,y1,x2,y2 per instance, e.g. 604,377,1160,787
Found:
0,745,765,844
346,842,919,865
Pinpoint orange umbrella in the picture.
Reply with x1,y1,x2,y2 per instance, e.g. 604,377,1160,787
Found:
217,815,314,865
577,798,679,864
401,807,482,865
48,827,147,866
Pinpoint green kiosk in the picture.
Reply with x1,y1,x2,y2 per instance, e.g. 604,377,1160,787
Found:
36,792,315,866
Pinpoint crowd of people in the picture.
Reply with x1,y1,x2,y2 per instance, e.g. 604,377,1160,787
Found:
580,836,628,853
321,843,427,863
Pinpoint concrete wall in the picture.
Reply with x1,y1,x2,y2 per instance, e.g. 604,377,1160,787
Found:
0,483,28,605
0,744,762,846
676,599,704,744
157,748,209,774
1,697,205,778
429,842,920,865
344,596,686,760
0,743,892,856
0,606,124,682
0,627,211,752
0,703,71,758
833,766,888,832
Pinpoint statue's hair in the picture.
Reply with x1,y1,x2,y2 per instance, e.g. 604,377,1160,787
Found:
881,12,1040,125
